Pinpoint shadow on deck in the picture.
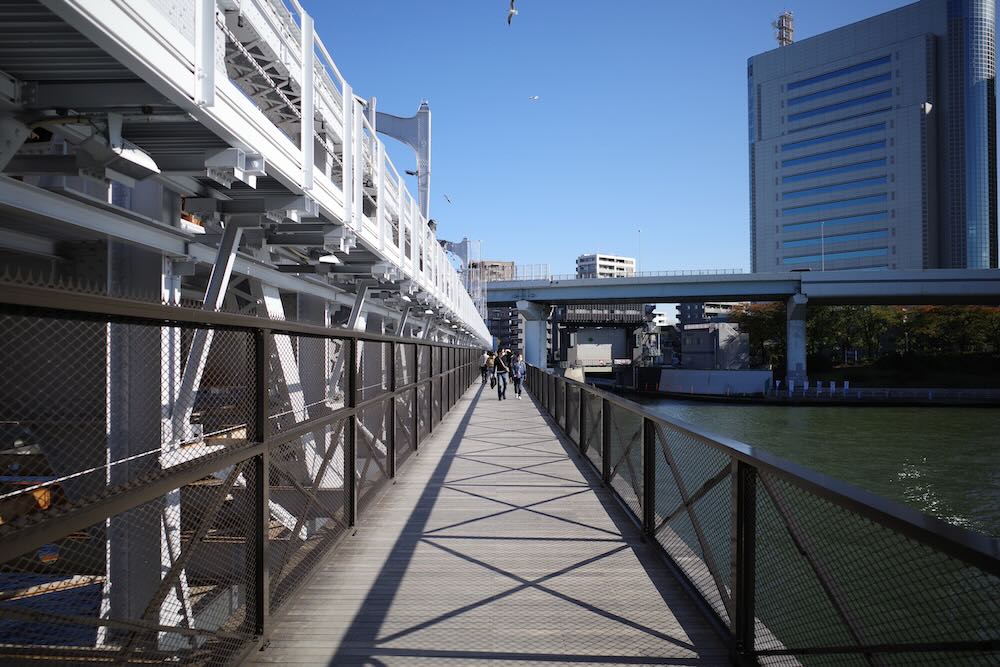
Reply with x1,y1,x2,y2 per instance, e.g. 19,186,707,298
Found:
246,383,729,666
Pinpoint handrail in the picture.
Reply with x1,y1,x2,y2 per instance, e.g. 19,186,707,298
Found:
0,294,479,663
545,366,1000,572
0,281,475,350
526,364,1000,662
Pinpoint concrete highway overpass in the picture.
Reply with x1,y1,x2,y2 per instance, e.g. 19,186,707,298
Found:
486,269,1000,306
486,269,1000,383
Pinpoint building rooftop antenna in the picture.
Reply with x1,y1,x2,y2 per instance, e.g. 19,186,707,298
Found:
773,11,794,47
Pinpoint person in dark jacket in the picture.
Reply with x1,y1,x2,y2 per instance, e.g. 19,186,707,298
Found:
511,353,526,399
494,348,509,400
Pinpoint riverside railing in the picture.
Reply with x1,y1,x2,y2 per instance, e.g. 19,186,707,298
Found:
526,365,1000,665
0,284,477,664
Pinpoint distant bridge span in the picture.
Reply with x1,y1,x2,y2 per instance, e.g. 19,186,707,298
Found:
486,269,1000,382
486,269,1000,306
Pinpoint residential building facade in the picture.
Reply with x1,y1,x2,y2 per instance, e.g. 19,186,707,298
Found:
749,0,997,271
477,260,516,283
575,253,637,278
676,302,742,328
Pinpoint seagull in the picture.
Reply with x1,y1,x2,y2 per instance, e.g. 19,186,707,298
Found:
443,194,453,204
507,0,517,25
528,95,540,101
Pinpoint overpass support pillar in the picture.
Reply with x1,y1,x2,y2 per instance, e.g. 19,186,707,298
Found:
786,293,808,387
517,300,550,369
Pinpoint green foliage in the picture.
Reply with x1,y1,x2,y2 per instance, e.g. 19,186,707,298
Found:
729,302,785,368
734,303,1000,371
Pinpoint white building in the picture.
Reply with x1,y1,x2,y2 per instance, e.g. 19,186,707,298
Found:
576,253,636,279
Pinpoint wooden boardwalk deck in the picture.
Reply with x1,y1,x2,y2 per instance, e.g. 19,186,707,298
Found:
246,383,730,666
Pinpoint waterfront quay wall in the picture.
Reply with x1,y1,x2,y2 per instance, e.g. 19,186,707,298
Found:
649,368,774,396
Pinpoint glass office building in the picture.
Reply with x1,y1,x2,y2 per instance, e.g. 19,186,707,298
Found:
749,0,996,271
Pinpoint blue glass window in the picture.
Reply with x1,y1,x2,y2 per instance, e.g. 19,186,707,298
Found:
782,193,888,216
782,176,887,200
783,229,889,248
788,90,893,122
783,247,889,264
788,73,892,106
782,141,886,168
783,211,889,232
788,55,892,90
781,124,885,152
788,107,893,134
783,158,887,184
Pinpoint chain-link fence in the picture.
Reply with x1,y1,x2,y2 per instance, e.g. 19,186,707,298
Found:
526,366,1000,665
0,285,477,664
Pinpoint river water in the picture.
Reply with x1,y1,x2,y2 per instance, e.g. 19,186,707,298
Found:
635,398,1000,537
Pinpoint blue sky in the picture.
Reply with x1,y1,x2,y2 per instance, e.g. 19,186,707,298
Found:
304,1,942,275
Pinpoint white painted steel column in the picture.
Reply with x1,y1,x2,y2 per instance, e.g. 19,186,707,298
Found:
517,300,550,369
300,12,314,191
342,82,354,226
786,293,808,387
194,0,215,107
353,98,364,226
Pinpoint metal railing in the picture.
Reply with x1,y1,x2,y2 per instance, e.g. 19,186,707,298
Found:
0,285,477,664
526,365,1000,664
488,268,747,283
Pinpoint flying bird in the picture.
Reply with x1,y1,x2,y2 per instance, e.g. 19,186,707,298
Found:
443,194,453,204
507,0,517,25
528,95,540,101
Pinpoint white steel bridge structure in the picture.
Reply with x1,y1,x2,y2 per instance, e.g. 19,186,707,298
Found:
0,0,489,345
0,1,487,659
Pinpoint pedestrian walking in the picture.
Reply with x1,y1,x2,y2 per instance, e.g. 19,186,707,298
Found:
511,353,526,399
479,350,489,385
487,352,496,389
494,349,509,400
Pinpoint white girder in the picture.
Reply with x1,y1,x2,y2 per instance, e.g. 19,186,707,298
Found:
37,0,489,344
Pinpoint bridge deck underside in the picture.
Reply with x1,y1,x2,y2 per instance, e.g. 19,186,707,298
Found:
247,384,727,665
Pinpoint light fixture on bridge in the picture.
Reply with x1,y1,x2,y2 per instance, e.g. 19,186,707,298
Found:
398,294,412,303
318,254,342,264
424,308,434,314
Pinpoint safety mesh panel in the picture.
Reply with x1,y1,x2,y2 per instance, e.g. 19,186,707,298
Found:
267,420,348,612
358,341,390,403
0,468,257,664
355,398,390,516
432,377,442,427
394,343,416,388
0,313,253,526
394,389,416,470
431,346,441,377
582,392,603,470
566,385,581,444
752,470,1000,661
270,333,342,433
605,403,643,519
652,422,733,626
555,379,566,429
417,345,431,381
416,383,430,445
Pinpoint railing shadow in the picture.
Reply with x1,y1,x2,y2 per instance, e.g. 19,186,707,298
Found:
313,383,726,665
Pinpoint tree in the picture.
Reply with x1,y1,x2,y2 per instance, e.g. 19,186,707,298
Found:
730,303,785,369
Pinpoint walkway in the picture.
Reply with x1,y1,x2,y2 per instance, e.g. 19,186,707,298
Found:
246,384,729,666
